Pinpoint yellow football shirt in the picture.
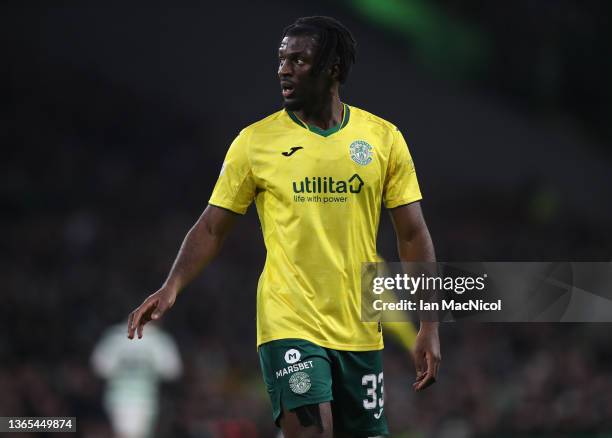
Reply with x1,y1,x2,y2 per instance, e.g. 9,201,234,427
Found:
209,104,422,351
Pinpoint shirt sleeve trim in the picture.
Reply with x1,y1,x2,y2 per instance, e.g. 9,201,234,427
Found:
208,200,247,215
384,195,423,210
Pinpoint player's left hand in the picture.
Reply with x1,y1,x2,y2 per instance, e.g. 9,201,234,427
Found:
412,322,441,391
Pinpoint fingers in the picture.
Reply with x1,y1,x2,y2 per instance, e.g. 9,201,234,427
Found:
432,353,440,381
127,297,158,340
127,309,141,339
412,347,427,390
137,316,145,339
127,312,135,338
413,372,435,391
426,350,440,382
413,359,434,391
413,351,441,392
127,291,177,340
414,347,426,377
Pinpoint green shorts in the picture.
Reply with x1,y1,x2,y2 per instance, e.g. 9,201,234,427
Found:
258,339,388,436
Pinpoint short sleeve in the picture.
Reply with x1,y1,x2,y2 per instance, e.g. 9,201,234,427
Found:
383,128,422,209
209,130,257,214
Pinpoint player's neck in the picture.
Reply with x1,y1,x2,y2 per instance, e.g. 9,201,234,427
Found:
294,93,343,131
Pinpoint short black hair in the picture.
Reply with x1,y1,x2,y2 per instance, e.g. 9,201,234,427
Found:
282,16,357,84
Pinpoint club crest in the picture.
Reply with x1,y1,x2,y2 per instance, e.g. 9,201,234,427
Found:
349,140,373,166
289,371,311,394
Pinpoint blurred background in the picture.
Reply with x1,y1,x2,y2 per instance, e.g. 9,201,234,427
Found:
2,1,611,437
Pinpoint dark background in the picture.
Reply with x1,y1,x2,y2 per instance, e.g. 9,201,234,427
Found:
2,1,611,437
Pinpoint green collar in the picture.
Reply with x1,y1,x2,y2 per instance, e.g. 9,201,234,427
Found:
286,104,350,137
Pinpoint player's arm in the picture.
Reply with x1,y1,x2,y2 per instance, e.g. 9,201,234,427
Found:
127,205,237,339
389,202,441,391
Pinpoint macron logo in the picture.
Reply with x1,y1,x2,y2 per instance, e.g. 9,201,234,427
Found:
284,349,301,364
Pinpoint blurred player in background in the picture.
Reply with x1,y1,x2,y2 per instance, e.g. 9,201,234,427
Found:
128,16,439,437
93,322,182,438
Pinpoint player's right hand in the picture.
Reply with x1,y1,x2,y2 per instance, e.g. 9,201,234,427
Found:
127,286,177,339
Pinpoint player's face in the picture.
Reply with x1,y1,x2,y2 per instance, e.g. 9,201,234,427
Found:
278,35,332,111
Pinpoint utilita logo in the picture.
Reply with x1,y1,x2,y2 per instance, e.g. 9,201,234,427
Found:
292,174,364,194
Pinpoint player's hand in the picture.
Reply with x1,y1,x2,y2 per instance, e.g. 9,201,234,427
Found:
127,286,177,339
412,322,441,391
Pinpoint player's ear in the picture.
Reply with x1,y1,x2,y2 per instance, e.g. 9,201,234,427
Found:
330,63,340,81
328,55,341,81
